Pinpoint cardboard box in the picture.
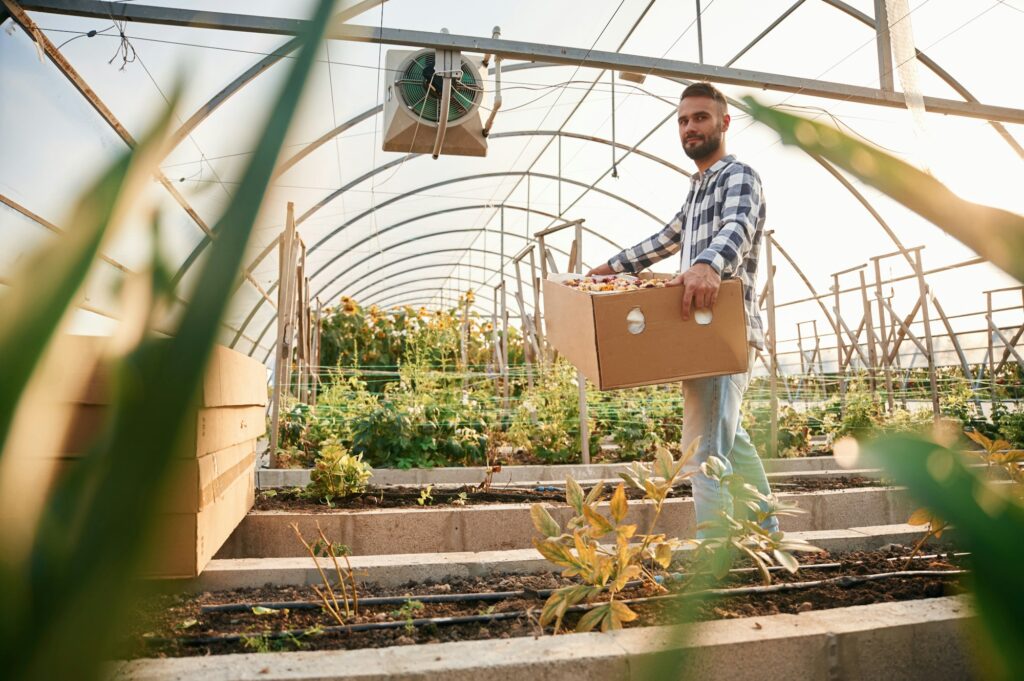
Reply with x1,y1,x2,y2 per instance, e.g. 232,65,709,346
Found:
11,336,266,577
54,404,266,458
45,335,267,407
143,458,256,578
543,276,749,389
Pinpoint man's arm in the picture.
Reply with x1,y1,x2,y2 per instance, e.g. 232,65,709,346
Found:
587,211,685,276
691,166,762,276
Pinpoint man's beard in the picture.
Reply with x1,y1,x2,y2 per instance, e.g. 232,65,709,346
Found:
683,129,722,160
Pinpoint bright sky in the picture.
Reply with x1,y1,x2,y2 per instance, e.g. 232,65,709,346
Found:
1,0,1023,371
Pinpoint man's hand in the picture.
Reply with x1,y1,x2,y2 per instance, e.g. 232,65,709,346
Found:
586,263,615,277
667,263,721,320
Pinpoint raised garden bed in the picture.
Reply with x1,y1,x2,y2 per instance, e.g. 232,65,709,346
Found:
125,545,966,660
217,485,916,558
254,475,879,512
256,455,841,489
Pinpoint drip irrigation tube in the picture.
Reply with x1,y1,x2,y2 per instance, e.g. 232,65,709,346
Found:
165,568,967,648
201,553,970,614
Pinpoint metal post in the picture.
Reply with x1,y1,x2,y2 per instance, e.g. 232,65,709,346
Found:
695,0,704,64
765,231,779,458
832,273,845,410
873,0,895,91
859,269,879,394
987,291,996,410
871,256,896,411
574,221,590,465
268,202,298,467
914,250,940,419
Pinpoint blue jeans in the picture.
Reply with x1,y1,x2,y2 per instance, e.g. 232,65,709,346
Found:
681,351,779,539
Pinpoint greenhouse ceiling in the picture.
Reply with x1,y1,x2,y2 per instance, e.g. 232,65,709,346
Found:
1,0,1023,365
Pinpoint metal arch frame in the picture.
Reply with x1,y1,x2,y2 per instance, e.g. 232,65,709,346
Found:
20,1,1024,122
355,268,520,306
357,276,509,309
321,229,564,303
16,0,1024,364
347,265,540,310
252,244,564,354
230,170,653,345
307,205,597,299
204,125,661,300
228,203,583,347
139,0,1015,346
363,290,510,313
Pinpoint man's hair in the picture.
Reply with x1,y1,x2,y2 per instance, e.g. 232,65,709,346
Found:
680,82,728,115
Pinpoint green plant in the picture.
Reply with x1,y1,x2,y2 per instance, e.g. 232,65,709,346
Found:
417,484,434,506
391,599,425,633
306,440,372,501
964,430,1024,485
744,403,811,458
691,456,823,584
530,444,696,633
0,5,331,679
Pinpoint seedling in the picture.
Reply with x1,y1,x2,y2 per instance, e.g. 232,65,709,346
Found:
452,491,469,506
905,507,950,565
391,599,424,633
417,484,434,506
291,522,360,625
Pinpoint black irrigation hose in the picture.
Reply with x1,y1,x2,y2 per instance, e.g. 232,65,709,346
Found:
164,568,967,648
201,553,971,614
201,590,527,614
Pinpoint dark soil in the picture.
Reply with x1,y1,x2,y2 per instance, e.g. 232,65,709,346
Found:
254,475,881,512
124,544,966,659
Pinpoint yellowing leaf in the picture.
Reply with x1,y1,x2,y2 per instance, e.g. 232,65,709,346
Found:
773,549,800,573
965,430,991,449
680,436,701,468
610,483,628,524
907,507,935,526
566,477,585,514
655,448,674,480
534,538,576,567
583,505,615,537
654,542,673,569
585,481,606,505
611,600,639,625
531,504,561,538
618,472,643,491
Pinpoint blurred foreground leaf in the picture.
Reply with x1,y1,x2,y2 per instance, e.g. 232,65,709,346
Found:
861,434,1024,681
743,96,1024,283
0,1,334,679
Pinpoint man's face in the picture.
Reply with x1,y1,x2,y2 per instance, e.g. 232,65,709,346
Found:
677,95,729,160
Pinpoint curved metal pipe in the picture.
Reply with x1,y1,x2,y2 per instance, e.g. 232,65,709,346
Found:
348,264,539,307
228,202,582,347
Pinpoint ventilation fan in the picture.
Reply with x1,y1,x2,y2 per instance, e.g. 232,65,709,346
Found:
382,46,488,158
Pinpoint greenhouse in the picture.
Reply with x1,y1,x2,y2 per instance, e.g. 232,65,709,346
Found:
1,0,1022,679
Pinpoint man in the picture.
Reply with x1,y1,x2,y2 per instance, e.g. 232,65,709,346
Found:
587,82,776,538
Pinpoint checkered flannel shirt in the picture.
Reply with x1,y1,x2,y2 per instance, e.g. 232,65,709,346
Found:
607,154,766,349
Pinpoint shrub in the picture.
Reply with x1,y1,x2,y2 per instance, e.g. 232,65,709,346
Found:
307,440,372,499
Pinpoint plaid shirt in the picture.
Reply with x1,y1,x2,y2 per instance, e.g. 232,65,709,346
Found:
608,154,765,349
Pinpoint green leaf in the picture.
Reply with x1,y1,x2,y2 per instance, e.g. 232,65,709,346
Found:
252,606,281,616
0,92,177,446
0,4,336,680
861,434,1024,679
575,604,610,633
